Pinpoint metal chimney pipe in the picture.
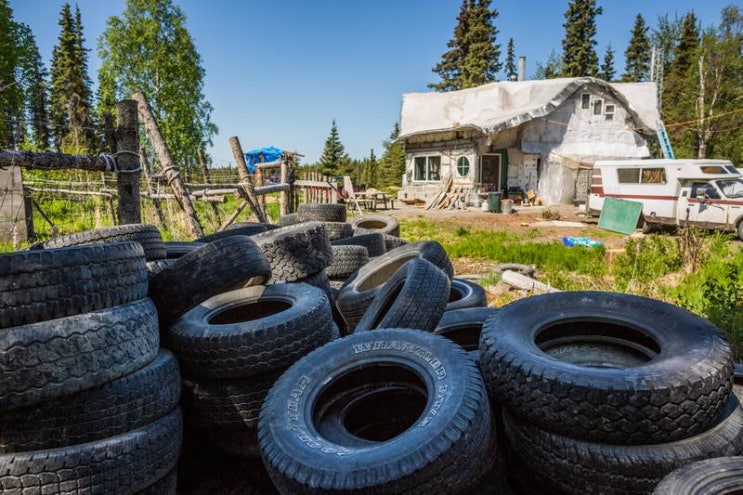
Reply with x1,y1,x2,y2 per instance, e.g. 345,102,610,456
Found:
518,56,526,81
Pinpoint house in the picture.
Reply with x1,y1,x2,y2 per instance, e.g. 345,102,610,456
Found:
397,77,660,205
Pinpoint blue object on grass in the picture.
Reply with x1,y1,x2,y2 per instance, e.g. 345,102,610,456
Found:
562,237,604,248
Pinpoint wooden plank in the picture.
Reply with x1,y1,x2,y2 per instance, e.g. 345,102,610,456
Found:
254,183,290,196
255,160,282,170
0,166,27,244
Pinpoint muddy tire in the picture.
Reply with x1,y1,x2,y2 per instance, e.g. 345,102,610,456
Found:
149,235,271,329
0,349,179,453
252,221,333,283
322,221,353,241
258,329,493,494
504,395,743,494
0,409,182,495
480,291,733,445
327,245,369,279
168,284,334,379
297,203,347,223
350,214,400,237
333,232,386,257
354,258,451,333
38,224,166,261
1,242,147,329
0,298,160,411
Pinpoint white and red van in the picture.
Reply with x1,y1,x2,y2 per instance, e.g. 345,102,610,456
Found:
588,159,743,238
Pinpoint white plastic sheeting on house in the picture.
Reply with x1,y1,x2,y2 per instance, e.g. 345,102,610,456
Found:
399,77,659,140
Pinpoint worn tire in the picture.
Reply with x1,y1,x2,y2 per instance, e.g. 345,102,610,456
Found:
149,235,271,329
0,408,182,495
382,233,408,251
197,224,269,243
493,263,534,277
335,241,453,332
297,203,347,223
0,298,160,411
333,232,386,257
480,291,734,445
134,469,177,495
326,245,369,279
435,307,500,355
1,242,147,329
350,214,400,237
278,213,301,226
354,258,451,333
322,221,353,241
252,221,333,283
164,241,205,259
258,328,493,494
653,456,743,495
146,258,176,279
40,224,166,261
504,394,743,495
447,278,487,311
0,349,179,453
168,284,334,379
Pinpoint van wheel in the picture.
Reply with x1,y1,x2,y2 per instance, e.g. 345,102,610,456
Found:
737,222,743,241
641,220,654,234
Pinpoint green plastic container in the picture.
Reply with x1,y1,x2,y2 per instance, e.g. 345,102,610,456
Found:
488,192,501,213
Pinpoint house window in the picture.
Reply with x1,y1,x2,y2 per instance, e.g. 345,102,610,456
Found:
456,156,470,177
414,155,441,181
593,99,603,115
581,93,590,109
605,104,615,121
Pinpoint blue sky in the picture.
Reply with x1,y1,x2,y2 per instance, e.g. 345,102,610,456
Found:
10,0,733,167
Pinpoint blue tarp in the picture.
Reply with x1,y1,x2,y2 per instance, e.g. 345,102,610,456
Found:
245,146,283,174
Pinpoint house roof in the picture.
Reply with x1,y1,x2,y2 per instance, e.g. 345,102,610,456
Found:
398,77,659,141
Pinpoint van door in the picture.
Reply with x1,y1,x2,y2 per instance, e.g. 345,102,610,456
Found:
683,182,728,227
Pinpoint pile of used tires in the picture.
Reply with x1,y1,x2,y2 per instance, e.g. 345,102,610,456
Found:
1,204,741,495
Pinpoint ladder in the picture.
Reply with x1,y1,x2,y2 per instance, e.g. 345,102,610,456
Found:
656,120,675,159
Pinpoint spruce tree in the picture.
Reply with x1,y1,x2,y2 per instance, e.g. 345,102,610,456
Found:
99,0,217,168
378,123,406,187
504,37,516,79
0,0,22,147
600,44,616,81
561,0,603,77
534,49,562,79
430,0,502,91
318,120,347,177
651,14,683,76
622,14,651,82
16,24,50,149
364,149,379,187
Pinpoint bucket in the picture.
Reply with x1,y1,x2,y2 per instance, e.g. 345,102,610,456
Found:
481,200,489,212
501,198,513,214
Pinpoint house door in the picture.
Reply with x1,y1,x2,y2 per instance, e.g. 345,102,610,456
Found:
481,154,501,191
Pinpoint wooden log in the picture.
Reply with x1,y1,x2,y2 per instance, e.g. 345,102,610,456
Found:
139,147,166,228
255,160,282,170
500,270,561,293
254,183,290,196
115,100,142,225
0,150,111,172
133,92,204,239
293,180,334,188
228,136,266,223
279,161,289,216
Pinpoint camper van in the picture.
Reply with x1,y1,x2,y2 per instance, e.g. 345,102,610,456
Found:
588,159,743,239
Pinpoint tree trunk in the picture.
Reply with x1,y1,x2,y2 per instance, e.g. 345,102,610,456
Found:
132,92,203,239
115,100,142,225
228,136,266,223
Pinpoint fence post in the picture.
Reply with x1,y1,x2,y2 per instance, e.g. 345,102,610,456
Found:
139,147,166,228
115,100,141,225
229,136,266,223
279,161,289,216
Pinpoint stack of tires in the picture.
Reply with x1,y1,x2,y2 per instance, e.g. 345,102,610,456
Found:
0,239,181,494
479,291,743,494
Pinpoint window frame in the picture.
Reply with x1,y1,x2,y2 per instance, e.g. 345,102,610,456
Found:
456,156,470,177
593,99,603,115
413,155,442,182
605,104,615,121
617,167,667,184
581,93,590,109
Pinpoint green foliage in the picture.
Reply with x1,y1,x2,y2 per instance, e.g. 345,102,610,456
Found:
622,14,651,82
561,0,603,77
612,236,682,291
600,44,615,81
378,122,406,187
534,49,562,80
318,119,349,177
504,37,516,79
98,0,217,168
429,0,502,91
15,24,50,149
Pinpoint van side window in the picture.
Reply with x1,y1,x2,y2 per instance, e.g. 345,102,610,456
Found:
617,168,640,183
641,168,666,184
691,182,720,199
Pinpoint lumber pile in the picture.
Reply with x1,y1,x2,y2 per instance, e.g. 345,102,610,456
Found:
424,174,471,210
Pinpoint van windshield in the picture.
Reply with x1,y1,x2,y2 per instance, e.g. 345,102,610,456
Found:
716,179,743,199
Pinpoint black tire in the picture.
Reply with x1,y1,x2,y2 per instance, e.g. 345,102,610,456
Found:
278,212,301,226
350,214,400,236
447,278,487,311
335,241,453,332
382,233,408,251
258,328,493,494
1,242,148,329
182,370,283,429
208,424,262,459
326,245,369,279
197,224,269,243
0,408,182,495
322,221,353,241
333,232,386,257
354,258,451,333
653,456,743,495
504,394,743,495
146,258,176,278
134,469,177,495
297,203,347,223
734,363,743,404
41,224,166,261
0,349,179,453
493,263,535,277
435,306,500,355
0,298,160,411
148,235,271,329
164,240,205,259
480,291,734,445
251,221,333,283
168,284,334,379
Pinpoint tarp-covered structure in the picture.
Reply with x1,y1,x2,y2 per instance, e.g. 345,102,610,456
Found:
398,77,660,204
245,146,284,174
